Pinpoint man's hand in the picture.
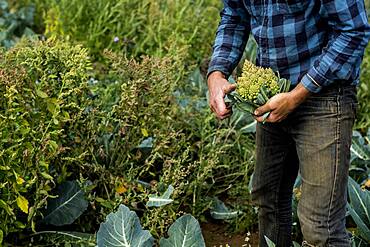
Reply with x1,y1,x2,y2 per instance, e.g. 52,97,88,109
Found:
254,82,311,123
208,71,236,120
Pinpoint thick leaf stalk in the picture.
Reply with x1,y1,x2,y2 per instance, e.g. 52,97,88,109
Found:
228,60,291,122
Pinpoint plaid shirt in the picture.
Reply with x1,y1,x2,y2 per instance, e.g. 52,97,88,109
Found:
208,0,370,93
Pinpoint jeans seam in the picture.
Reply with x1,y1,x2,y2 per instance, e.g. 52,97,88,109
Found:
326,93,341,246
274,149,291,244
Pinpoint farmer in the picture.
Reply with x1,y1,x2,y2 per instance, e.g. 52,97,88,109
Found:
207,0,370,246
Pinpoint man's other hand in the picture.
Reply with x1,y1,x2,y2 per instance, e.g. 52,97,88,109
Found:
207,71,236,120
254,82,311,123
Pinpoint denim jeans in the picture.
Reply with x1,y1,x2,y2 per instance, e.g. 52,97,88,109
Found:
250,83,357,247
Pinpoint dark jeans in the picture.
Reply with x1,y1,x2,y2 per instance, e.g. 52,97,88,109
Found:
250,84,357,247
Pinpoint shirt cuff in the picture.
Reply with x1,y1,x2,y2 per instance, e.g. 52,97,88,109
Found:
300,67,328,93
207,57,234,79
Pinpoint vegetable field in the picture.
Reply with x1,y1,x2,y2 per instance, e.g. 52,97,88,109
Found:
0,0,369,246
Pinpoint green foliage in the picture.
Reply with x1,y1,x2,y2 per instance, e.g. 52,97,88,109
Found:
147,185,174,208
0,0,271,245
264,236,276,247
97,205,205,247
30,231,96,247
356,0,370,130
210,197,241,220
0,38,91,240
159,214,205,247
0,0,36,49
348,177,370,243
350,130,370,183
42,180,88,226
28,0,220,63
97,204,154,247
351,130,370,162
356,44,370,131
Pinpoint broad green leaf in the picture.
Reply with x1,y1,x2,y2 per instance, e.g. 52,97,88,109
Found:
42,180,88,226
351,235,369,247
0,1,8,11
32,231,96,247
351,131,370,161
97,204,154,247
137,137,155,158
138,137,154,149
189,67,207,95
229,110,256,133
146,185,174,207
348,203,370,242
227,92,258,115
210,197,240,220
264,236,276,247
159,214,205,247
239,119,257,133
16,195,29,214
293,241,301,247
348,177,370,226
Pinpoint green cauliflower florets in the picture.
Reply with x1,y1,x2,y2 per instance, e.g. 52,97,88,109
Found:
237,60,279,104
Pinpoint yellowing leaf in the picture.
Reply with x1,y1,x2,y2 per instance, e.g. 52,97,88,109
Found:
16,195,29,214
141,128,149,137
364,179,370,189
36,89,48,98
115,185,127,195
16,177,25,185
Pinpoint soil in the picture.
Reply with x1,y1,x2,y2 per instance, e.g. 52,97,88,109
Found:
201,222,259,247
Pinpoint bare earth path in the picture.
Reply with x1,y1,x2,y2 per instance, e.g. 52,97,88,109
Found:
201,222,259,247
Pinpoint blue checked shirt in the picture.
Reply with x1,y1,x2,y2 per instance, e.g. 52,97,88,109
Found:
208,0,370,93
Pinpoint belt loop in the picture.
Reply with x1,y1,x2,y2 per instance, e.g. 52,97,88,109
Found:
338,81,343,95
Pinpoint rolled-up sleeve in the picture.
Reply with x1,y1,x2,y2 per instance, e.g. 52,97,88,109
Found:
207,0,251,78
301,0,370,93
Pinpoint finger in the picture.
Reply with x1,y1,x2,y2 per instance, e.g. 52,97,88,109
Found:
263,112,284,123
256,115,267,123
218,111,232,120
254,103,272,116
210,99,230,119
225,102,232,109
218,108,232,119
215,97,228,116
223,83,237,94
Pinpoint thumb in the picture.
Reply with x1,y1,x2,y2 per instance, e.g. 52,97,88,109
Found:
223,83,237,94
255,103,271,116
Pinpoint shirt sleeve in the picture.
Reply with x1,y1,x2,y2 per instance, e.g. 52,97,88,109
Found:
207,0,251,78
301,0,370,93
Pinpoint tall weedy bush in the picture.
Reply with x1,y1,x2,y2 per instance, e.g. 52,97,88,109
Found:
0,38,92,241
28,0,220,63
356,43,370,131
